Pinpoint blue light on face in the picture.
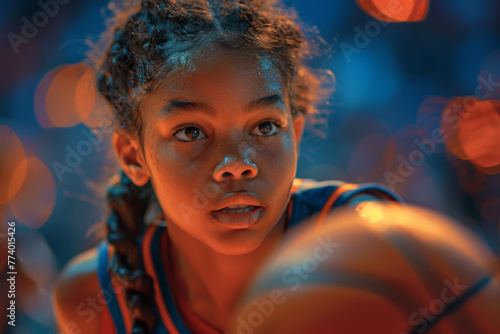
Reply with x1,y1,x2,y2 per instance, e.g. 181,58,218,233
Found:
256,56,283,94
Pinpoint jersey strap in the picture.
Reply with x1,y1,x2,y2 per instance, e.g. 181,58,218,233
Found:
286,179,402,231
285,178,305,222
97,235,169,334
143,224,189,334
315,182,403,228
96,240,129,333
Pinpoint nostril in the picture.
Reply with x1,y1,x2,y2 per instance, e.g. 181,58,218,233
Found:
220,170,252,179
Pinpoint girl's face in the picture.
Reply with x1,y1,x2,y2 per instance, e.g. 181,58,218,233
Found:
135,48,304,255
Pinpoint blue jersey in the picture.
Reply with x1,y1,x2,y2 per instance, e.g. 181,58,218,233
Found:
96,178,401,333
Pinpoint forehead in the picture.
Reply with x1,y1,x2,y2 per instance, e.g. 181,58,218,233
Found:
151,47,287,102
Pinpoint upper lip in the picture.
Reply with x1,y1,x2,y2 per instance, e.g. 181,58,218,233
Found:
213,192,264,211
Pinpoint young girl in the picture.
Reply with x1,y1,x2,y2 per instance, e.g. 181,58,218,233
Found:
52,0,399,333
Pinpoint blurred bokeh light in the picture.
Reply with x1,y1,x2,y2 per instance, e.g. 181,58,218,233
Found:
8,157,56,228
356,0,429,22
0,126,27,205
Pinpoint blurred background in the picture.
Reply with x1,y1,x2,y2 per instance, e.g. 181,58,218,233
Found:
1,0,499,333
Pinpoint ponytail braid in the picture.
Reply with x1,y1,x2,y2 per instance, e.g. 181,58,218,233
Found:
106,171,157,333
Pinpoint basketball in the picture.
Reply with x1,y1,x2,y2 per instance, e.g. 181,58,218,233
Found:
229,203,500,334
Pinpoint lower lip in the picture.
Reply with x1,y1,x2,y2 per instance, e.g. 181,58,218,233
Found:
211,207,266,228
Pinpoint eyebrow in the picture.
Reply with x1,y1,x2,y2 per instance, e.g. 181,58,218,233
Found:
159,94,287,119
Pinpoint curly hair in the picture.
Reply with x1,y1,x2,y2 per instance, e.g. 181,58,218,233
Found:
91,0,330,332
93,0,327,134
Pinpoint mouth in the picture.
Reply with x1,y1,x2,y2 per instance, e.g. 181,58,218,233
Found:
211,205,265,228
215,204,261,213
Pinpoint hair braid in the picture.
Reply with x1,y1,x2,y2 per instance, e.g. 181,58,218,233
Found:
106,171,157,333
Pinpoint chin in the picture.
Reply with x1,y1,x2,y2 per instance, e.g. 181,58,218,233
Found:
208,231,267,255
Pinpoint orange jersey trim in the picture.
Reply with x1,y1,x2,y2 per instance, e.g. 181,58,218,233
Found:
286,178,304,223
315,183,359,229
107,246,133,334
142,224,181,334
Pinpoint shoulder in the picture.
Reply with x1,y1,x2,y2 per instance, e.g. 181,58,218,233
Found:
292,178,401,208
287,178,402,229
52,246,113,334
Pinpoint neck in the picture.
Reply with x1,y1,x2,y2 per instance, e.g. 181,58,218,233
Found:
166,212,287,331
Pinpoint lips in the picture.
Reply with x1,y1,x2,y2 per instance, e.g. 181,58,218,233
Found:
213,192,264,212
211,207,265,227
211,192,266,227
215,205,260,213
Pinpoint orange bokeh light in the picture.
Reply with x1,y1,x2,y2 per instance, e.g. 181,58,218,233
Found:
356,0,429,22
34,64,67,128
43,63,89,128
458,100,500,169
443,98,500,173
441,96,477,161
8,157,56,228
0,126,27,205
75,67,112,128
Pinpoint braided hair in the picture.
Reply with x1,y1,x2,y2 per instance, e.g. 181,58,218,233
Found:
94,0,328,332
106,171,157,332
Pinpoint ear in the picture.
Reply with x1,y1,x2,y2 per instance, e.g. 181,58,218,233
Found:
113,132,150,186
293,115,305,152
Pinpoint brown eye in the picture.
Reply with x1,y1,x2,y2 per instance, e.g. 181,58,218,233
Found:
174,126,207,141
251,120,283,136
259,122,273,135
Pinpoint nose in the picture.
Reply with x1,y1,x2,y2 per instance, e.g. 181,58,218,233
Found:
213,155,258,182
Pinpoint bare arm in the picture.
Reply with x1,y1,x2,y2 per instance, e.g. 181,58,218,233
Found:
52,247,114,334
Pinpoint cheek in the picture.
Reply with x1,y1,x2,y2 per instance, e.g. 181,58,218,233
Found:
145,126,203,179
253,131,297,175
143,135,206,214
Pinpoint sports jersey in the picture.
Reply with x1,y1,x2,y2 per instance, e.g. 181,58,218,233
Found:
96,178,401,333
